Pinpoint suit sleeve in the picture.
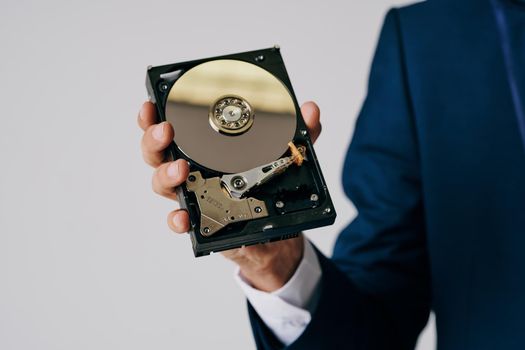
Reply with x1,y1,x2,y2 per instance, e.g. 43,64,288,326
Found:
248,8,431,350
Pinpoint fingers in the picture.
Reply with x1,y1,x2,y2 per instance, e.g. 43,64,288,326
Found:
138,101,174,167
137,101,157,131
152,159,190,199
138,102,189,234
167,209,190,233
300,101,322,143
141,121,174,167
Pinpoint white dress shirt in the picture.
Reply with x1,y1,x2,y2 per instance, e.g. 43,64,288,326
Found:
234,239,322,345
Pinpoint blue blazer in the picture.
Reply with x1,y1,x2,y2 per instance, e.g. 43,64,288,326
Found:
248,0,525,349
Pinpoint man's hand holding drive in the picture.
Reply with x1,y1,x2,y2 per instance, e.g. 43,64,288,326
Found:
137,100,322,293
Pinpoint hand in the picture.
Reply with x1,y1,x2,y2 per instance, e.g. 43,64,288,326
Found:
138,101,322,292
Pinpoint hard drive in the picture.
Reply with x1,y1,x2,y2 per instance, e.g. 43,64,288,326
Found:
145,46,336,257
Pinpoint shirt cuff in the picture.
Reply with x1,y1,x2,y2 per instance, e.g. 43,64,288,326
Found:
233,238,322,345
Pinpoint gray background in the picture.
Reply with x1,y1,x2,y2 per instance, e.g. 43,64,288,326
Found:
0,0,436,349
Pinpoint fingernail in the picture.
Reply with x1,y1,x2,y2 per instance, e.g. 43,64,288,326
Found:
167,162,178,178
153,123,165,140
139,105,145,120
172,212,183,231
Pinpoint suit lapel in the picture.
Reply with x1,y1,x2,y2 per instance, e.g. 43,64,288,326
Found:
490,0,525,154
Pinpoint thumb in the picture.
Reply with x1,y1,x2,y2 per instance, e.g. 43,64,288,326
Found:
300,101,322,143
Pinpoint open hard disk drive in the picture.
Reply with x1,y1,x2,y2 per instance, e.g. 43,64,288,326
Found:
145,46,336,257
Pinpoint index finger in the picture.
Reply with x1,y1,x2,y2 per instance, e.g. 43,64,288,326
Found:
137,101,157,131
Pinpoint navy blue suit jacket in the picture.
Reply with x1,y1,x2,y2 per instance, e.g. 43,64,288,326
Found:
249,0,525,349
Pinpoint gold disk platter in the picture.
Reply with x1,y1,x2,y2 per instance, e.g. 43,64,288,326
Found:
166,59,297,174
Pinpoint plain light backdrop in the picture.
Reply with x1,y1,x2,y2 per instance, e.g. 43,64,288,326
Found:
0,0,436,349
